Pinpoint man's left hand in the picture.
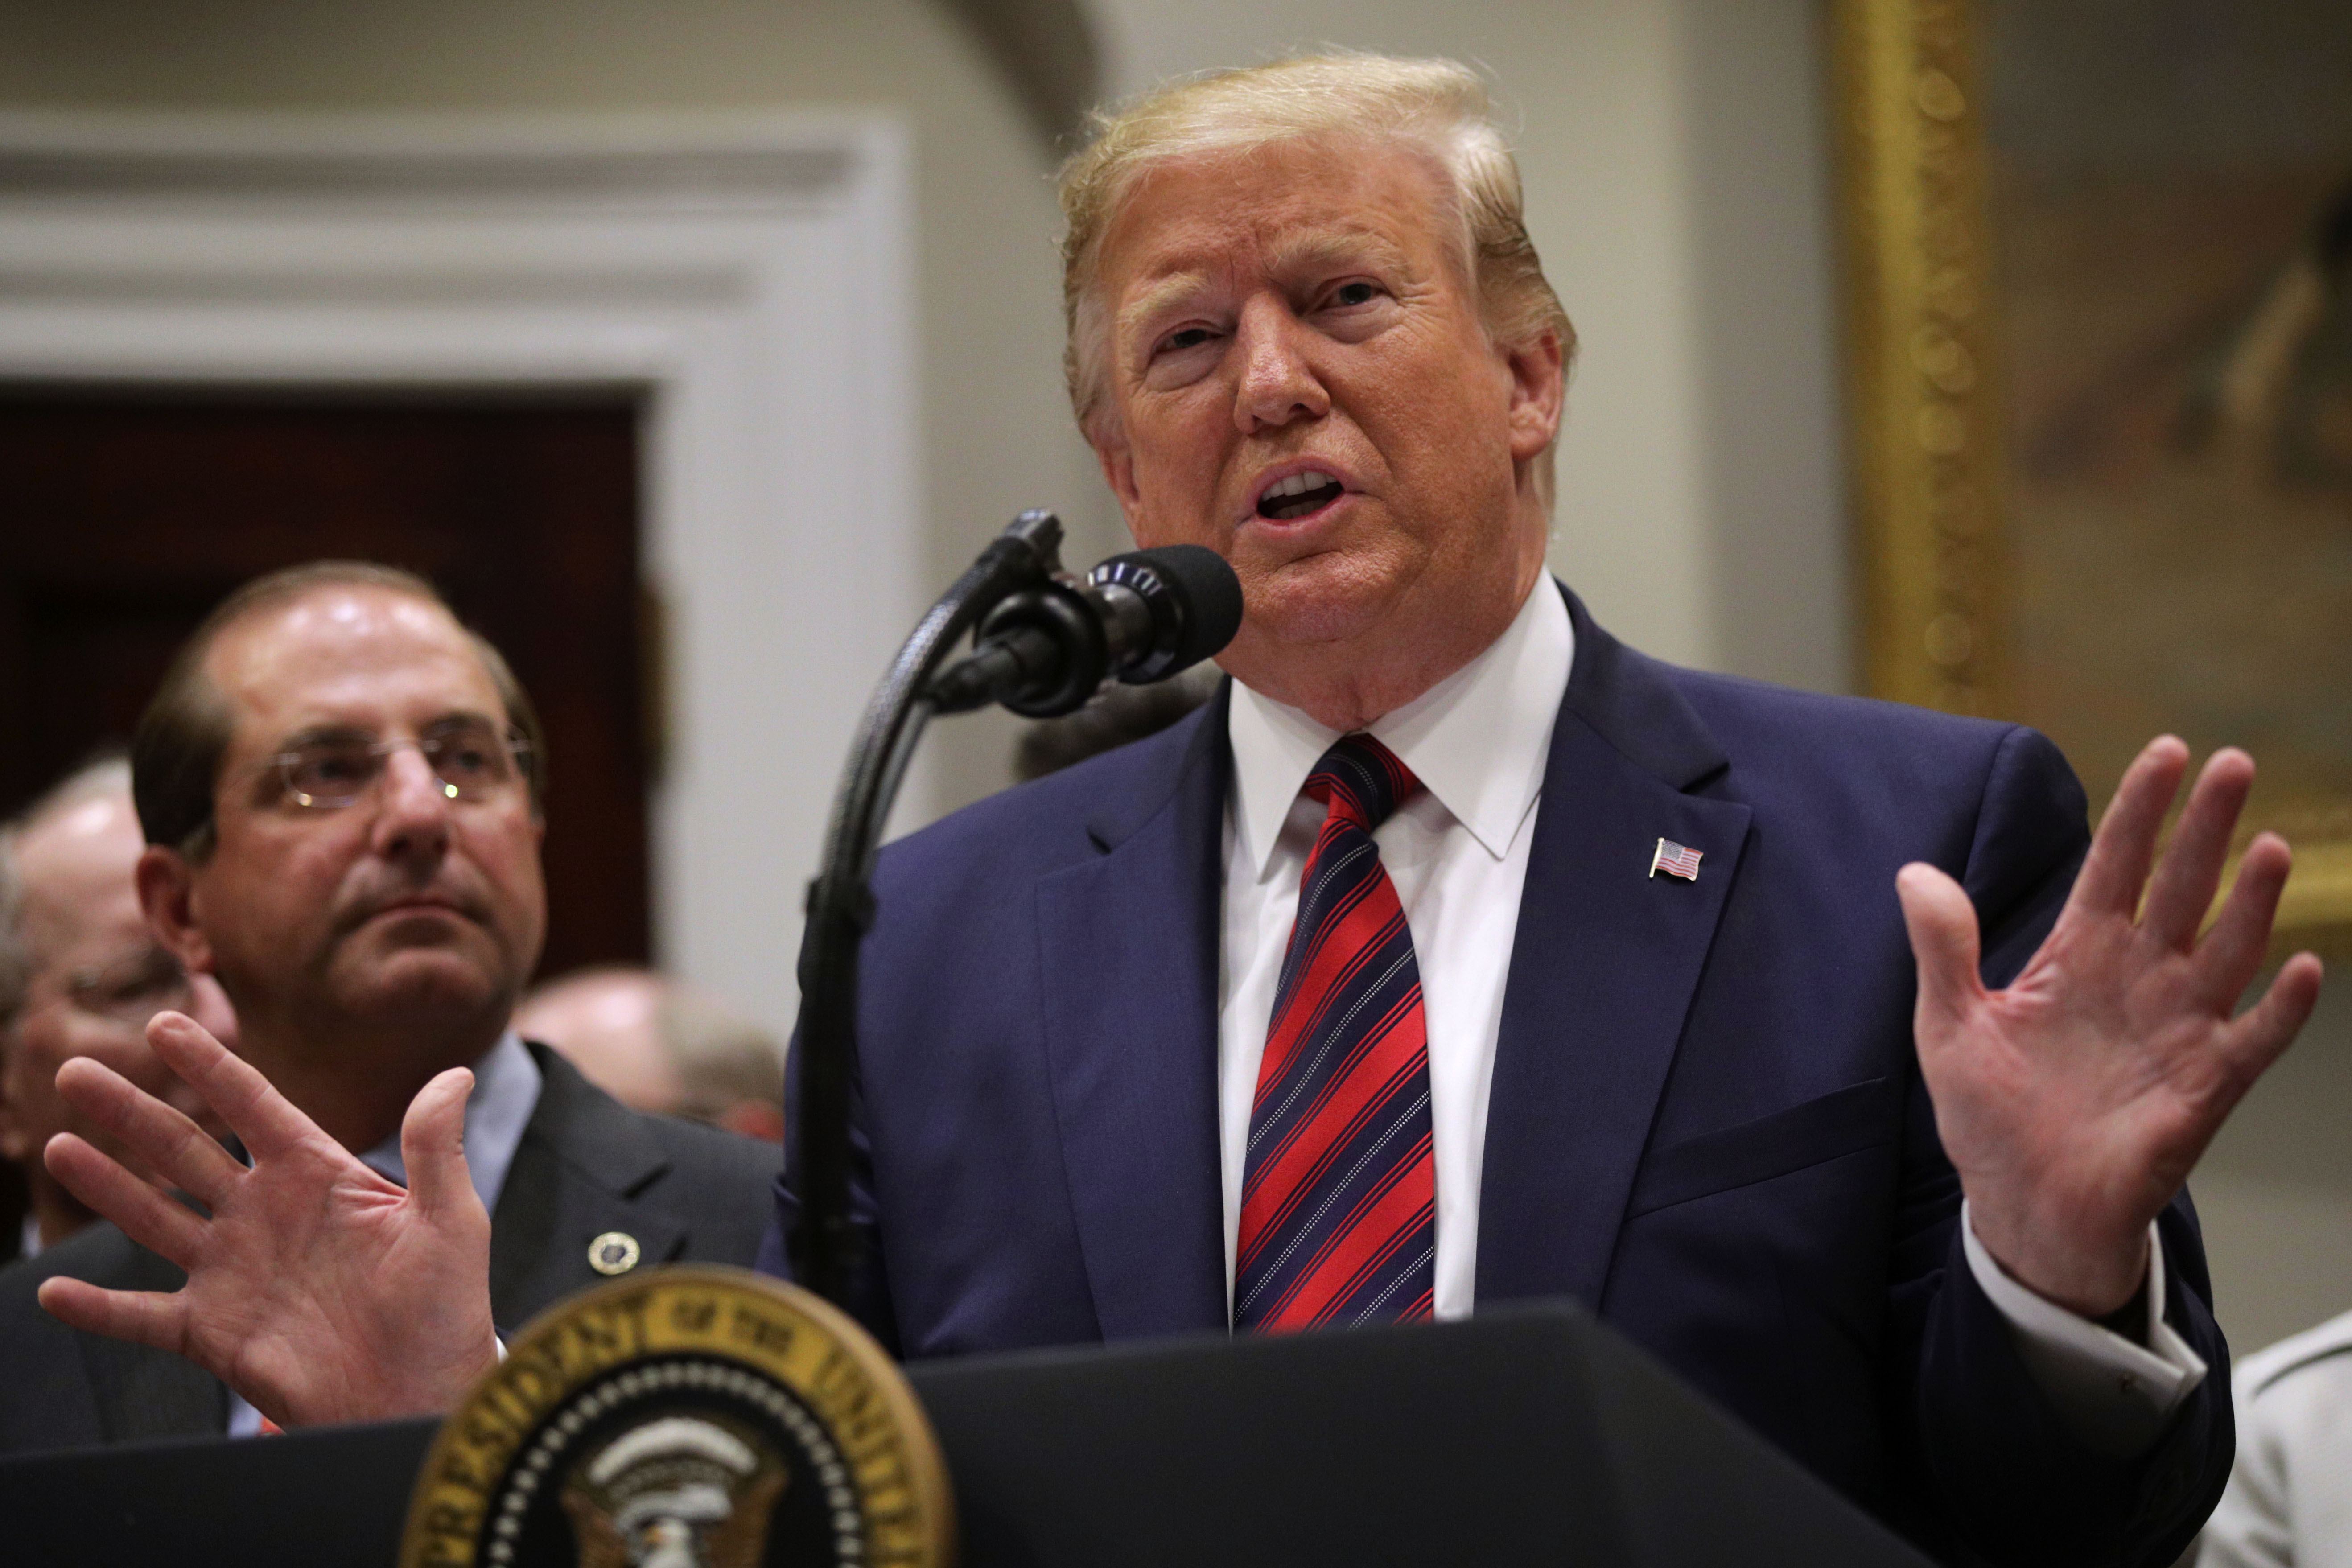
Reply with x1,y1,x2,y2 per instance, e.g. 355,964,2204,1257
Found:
1898,736,2323,1318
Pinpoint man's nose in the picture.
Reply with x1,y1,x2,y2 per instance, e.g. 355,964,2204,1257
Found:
1233,298,1330,433
373,745,454,859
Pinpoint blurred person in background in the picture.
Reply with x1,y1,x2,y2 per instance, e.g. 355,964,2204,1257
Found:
2198,1306,2352,1566
0,755,235,1263
1012,664,1220,782
0,561,776,1452
515,966,786,1143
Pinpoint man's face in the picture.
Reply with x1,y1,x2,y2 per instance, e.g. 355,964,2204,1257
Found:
177,588,547,1043
0,792,214,1184
1088,135,1560,696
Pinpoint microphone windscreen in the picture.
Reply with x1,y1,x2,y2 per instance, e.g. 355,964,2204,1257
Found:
1125,544,1243,670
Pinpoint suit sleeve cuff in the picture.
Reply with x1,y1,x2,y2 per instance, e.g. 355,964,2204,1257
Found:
1961,1199,2208,1458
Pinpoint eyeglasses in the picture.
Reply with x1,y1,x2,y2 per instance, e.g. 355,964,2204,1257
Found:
64,947,195,1029
263,719,535,811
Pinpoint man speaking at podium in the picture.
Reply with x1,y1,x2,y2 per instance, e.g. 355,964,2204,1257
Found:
764,57,2318,1564
27,54,2321,1568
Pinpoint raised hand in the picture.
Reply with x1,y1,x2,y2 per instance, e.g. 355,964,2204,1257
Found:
37,1010,498,1428
1897,736,2324,1317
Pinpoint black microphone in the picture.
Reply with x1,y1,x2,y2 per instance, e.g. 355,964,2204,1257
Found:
927,544,1243,718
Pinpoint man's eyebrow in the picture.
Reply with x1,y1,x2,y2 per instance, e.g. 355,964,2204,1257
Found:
1265,227,1414,281
271,711,503,751
273,722,375,753
418,709,506,733
1115,270,1213,347
1115,230,1421,349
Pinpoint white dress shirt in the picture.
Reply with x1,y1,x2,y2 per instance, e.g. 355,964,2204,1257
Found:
1216,579,2201,1448
1220,572,1569,1320
227,1029,541,1438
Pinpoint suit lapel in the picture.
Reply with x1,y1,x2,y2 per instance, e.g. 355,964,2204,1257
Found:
487,1046,689,1329
1475,589,1751,1309
84,1338,228,1444
1034,691,1231,1340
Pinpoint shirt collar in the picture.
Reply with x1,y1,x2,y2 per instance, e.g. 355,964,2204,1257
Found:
358,1029,542,1214
1227,579,1574,879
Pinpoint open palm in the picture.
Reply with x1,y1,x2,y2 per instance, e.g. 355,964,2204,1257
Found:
1899,737,2323,1317
37,1011,498,1428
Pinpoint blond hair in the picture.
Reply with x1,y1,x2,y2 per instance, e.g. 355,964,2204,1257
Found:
1057,53,1574,455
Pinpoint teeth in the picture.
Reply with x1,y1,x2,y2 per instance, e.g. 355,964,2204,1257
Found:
1268,470,1335,500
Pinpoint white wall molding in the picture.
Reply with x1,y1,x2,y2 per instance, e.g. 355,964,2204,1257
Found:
0,110,921,1040
0,112,855,200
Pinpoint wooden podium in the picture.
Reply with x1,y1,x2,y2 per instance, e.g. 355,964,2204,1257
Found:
0,1301,1931,1567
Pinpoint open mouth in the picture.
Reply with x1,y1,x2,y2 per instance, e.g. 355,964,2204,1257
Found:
1256,469,1345,522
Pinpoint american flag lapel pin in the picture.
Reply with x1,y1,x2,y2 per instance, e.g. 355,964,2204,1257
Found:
1650,838,1703,881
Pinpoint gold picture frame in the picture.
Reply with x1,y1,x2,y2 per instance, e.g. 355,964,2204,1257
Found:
1830,0,2352,956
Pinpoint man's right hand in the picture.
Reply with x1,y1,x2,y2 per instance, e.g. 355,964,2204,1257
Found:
37,1010,498,1430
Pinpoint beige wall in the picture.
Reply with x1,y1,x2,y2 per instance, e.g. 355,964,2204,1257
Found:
2195,978,2352,1353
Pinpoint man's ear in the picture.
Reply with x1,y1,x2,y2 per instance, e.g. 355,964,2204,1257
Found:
136,844,213,978
1503,328,1566,466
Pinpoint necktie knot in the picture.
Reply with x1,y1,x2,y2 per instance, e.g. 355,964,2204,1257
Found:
1303,734,1418,834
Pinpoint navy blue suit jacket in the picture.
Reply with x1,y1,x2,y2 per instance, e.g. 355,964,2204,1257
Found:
769,586,2232,1566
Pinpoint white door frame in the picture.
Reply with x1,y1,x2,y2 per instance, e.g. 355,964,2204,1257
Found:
0,110,921,1039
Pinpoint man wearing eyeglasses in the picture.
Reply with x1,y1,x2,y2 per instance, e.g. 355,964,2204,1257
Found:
0,561,777,1453
0,756,235,1263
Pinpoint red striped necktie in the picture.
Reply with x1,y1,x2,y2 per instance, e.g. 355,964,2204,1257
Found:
1234,734,1435,1332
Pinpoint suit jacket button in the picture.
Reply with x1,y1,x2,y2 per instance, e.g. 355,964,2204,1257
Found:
588,1231,642,1276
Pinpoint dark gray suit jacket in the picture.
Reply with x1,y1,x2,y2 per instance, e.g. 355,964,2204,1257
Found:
0,1043,778,1454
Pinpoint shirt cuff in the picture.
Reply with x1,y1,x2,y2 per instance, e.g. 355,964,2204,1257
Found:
1961,1200,2208,1459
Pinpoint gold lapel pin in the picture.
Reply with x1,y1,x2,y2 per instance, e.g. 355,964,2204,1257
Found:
588,1231,643,1276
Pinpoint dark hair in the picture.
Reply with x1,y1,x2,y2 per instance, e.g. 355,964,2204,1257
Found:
131,561,546,860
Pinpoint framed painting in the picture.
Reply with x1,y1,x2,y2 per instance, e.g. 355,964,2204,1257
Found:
1832,0,2352,952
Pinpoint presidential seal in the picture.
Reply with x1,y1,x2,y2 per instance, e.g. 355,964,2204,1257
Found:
400,1267,954,1568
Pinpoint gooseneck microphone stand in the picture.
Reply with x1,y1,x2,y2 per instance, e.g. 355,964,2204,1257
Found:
790,510,1069,1308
